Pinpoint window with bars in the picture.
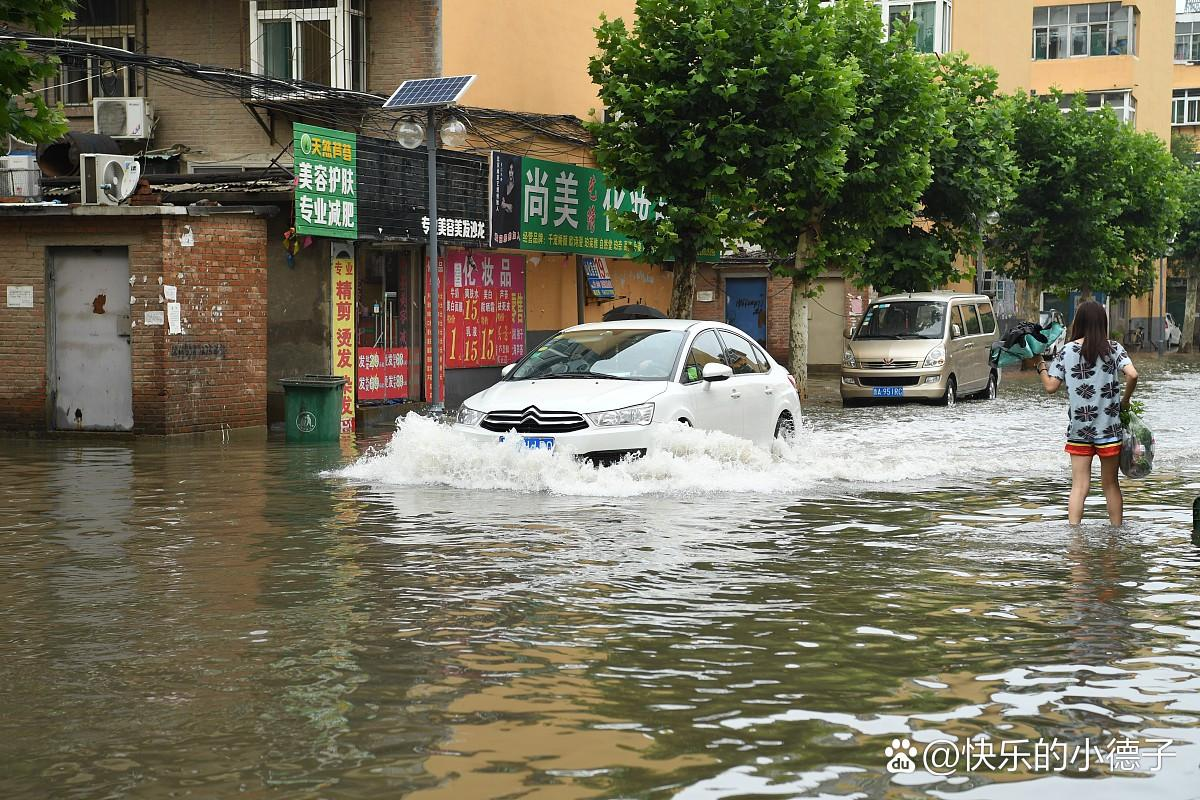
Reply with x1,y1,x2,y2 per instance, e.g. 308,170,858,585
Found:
1177,21,1200,62
874,0,952,54
1054,90,1137,125
50,0,139,106
1173,89,1200,126
1032,3,1136,60
248,0,366,91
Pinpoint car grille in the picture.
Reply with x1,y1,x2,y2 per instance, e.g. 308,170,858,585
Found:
860,359,920,369
480,407,589,433
859,376,921,387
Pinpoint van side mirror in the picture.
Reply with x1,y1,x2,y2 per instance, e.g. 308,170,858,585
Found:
843,325,857,339
702,362,733,382
951,324,962,339
500,363,516,378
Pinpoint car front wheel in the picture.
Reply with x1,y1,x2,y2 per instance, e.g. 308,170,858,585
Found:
938,377,957,407
774,413,795,440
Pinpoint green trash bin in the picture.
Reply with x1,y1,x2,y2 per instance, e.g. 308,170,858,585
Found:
280,375,346,442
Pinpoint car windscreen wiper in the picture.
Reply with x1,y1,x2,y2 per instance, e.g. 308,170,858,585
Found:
538,371,636,380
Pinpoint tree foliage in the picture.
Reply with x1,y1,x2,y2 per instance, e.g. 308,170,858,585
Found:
859,54,1016,294
1170,164,1200,351
991,91,1182,299
750,0,944,388
1,0,75,144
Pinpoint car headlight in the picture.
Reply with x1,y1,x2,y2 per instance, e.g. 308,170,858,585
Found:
923,345,946,368
456,406,484,426
586,402,654,427
842,349,857,368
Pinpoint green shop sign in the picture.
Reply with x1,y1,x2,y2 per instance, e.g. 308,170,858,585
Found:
294,123,357,239
490,152,657,258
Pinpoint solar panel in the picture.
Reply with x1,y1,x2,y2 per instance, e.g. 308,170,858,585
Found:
382,75,476,110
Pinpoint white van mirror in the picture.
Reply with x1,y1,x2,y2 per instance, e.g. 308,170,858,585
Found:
951,323,963,339
843,325,856,339
702,362,733,382
500,363,517,378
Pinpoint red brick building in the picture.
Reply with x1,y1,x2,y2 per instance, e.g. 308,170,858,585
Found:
0,206,271,434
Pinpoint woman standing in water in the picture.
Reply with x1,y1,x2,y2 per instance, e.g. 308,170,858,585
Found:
1037,300,1139,526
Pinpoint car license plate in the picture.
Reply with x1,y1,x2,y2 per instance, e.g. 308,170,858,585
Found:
872,387,905,398
501,435,555,450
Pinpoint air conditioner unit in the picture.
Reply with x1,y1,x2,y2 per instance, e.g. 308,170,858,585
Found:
93,97,155,140
80,153,141,205
0,154,40,198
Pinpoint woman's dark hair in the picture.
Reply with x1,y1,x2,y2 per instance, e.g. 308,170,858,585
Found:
1069,300,1113,365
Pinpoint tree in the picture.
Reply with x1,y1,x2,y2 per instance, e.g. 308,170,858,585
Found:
751,0,943,393
1,1,75,144
1171,164,1200,353
1171,132,1198,166
990,91,1182,302
859,55,1017,295
588,0,859,319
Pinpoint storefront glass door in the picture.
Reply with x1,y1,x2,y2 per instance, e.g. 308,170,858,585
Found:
357,247,420,402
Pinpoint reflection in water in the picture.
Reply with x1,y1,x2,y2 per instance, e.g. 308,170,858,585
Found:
0,360,1199,798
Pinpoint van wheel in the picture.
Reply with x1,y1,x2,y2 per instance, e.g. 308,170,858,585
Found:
774,412,795,439
980,371,998,401
938,377,957,407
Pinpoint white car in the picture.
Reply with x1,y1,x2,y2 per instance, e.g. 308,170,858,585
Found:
453,320,801,462
1165,313,1182,349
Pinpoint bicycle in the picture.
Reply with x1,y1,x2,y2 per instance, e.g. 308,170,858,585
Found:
1125,325,1145,351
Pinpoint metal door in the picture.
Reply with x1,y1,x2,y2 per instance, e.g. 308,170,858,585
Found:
724,277,767,345
51,247,133,431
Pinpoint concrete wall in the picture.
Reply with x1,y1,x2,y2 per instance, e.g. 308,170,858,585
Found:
266,215,330,424
0,209,268,434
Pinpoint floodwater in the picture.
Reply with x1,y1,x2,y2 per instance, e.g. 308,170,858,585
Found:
2,360,1199,800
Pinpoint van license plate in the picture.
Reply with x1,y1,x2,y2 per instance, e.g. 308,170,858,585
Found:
872,387,905,398
501,436,555,450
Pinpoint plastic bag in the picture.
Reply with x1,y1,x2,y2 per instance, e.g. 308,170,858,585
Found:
1119,411,1155,479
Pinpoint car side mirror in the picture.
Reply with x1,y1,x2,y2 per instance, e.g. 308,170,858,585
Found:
702,362,733,382
500,363,516,378
843,325,856,339
951,324,962,339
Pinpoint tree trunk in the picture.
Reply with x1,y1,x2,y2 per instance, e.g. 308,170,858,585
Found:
789,276,810,402
667,255,697,319
1017,279,1041,322
1078,285,1093,304
1182,270,1199,354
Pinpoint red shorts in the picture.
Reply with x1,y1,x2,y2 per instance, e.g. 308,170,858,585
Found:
1065,440,1121,458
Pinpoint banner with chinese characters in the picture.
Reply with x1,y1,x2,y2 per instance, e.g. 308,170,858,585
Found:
295,123,357,239
511,155,652,257
356,347,410,401
581,256,615,299
331,247,356,433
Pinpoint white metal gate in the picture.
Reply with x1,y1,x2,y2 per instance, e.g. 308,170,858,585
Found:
50,248,133,431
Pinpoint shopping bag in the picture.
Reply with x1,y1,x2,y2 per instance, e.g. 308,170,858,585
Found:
1119,411,1155,479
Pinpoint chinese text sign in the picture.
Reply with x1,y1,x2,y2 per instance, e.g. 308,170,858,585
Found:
331,250,356,432
295,123,357,239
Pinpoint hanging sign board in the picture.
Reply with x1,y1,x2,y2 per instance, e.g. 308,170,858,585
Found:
295,123,357,239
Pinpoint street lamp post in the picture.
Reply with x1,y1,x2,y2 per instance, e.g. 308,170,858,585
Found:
425,107,442,413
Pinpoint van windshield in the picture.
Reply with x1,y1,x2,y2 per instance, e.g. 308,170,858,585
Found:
855,301,946,340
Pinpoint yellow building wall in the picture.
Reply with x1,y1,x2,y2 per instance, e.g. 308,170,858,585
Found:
524,253,579,331
582,259,673,322
954,0,1175,142
442,0,636,120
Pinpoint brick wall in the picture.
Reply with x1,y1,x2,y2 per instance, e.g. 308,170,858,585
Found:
0,211,268,434
369,0,440,93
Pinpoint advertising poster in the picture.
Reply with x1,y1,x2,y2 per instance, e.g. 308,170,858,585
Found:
331,246,356,433
490,151,522,249
356,347,410,401
295,123,357,239
581,256,615,300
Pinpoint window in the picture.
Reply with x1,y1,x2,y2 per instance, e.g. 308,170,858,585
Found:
249,0,366,90
1033,3,1135,60
1178,21,1200,62
1054,90,1137,125
685,330,726,382
1174,89,1200,126
961,304,983,336
978,304,997,335
876,0,952,54
855,301,946,340
951,305,966,337
50,0,138,106
718,332,769,375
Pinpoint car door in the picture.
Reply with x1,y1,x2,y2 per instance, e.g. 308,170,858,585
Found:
717,330,774,443
678,329,743,437
959,303,987,391
946,303,972,391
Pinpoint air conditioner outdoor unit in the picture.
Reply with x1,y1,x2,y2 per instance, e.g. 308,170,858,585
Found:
80,153,141,205
93,97,154,140
0,154,40,198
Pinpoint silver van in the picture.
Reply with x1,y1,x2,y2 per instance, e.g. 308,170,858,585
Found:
840,292,1000,407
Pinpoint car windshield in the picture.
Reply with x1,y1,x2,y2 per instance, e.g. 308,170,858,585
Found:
855,301,946,340
509,328,686,381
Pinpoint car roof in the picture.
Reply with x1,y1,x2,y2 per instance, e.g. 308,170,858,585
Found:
564,318,715,333
872,291,991,303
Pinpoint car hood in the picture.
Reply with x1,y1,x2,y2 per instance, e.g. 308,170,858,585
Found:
847,339,942,360
464,378,666,414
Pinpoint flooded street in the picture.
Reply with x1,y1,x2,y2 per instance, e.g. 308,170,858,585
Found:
3,360,1200,799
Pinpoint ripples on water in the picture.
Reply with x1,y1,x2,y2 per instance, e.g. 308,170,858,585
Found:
1,364,1198,799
